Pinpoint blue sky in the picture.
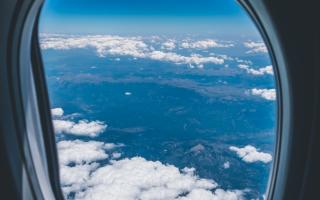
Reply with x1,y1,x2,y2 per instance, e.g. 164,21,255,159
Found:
39,0,259,37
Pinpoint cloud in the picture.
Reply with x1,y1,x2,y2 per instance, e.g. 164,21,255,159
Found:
181,39,234,49
60,162,99,188
40,34,148,58
51,108,64,117
229,145,272,163
51,107,107,137
149,51,224,67
111,152,122,159
57,139,244,200
235,58,253,65
57,140,123,196
57,140,110,165
53,119,107,137
243,41,267,54
104,143,125,150
161,40,176,50
223,161,230,169
250,88,276,101
74,157,244,200
238,64,273,76
40,34,225,67
189,144,205,154
178,189,243,200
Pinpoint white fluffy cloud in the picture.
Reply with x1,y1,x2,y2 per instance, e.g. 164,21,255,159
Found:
250,88,276,101
57,140,123,196
238,64,273,76
181,39,234,49
40,34,225,67
57,140,110,165
161,40,176,50
229,145,272,163
243,41,267,54
60,162,99,189
51,107,107,137
53,119,107,137
149,51,224,66
74,157,244,200
57,138,244,200
41,34,148,58
51,108,64,117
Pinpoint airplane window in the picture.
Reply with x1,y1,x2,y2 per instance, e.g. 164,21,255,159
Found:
39,0,277,199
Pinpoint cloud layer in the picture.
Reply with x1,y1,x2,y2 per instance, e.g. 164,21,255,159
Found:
229,145,272,163
57,138,244,200
40,34,226,67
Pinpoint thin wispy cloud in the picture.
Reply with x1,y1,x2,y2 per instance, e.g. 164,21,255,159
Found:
181,39,234,49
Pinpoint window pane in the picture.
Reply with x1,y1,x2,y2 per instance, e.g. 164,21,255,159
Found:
39,0,277,199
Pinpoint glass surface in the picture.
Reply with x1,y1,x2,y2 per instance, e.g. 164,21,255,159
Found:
39,0,277,199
